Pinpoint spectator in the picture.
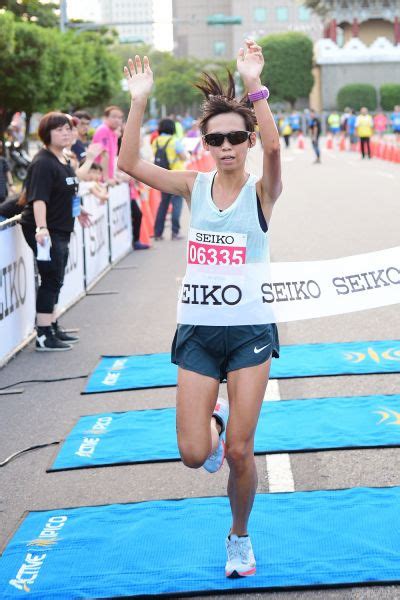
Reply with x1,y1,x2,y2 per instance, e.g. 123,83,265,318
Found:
327,110,341,137
19,112,93,352
151,118,186,240
373,111,388,138
71,110,92,163
129,179,149,250
355,107,373,159
289,110,301,136
92,105,124,186
79,163,109,204
279,115,292,148
390,105,400,141
0,140,17,204
309,109,321,164
346,109,357,147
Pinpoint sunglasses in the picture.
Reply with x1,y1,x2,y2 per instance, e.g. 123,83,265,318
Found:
203,131,251,147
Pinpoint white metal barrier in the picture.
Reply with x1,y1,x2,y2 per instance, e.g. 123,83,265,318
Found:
0,183,132,367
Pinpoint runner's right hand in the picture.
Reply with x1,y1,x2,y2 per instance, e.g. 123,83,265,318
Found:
124,56,153,101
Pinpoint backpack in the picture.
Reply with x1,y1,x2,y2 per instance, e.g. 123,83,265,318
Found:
154,137,172,169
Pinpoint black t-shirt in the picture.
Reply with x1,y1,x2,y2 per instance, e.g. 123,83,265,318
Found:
20,149,79,232
0,156,10,199
71,139,89,163
309,117,321,138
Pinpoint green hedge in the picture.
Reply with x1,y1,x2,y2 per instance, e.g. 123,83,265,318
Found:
380,84,400,111
337,84,377,112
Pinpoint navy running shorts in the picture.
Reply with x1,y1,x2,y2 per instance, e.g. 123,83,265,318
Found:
171,324,279,382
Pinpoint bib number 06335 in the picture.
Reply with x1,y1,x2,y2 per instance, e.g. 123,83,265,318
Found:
188,241,246,265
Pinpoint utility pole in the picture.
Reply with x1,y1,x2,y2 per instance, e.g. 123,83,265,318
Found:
59,0,68,33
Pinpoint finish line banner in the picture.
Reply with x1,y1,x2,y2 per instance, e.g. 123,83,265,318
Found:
177,246,400,325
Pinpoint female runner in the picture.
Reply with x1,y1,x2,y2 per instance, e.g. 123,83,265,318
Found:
118,39,282,578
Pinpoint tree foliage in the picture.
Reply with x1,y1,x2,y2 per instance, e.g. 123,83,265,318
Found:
0,0,60,28
337,84,377,112
380,84,400,112
106,43,235,115
0,11,120,137
258,32,314,108
299,1,330,17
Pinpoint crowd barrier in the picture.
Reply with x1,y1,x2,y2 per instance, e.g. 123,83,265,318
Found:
0,183,132,367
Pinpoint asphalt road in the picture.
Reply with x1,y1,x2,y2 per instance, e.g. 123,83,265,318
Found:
1,138,400,599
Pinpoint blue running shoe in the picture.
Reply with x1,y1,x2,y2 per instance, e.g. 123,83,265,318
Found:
203,397,229,473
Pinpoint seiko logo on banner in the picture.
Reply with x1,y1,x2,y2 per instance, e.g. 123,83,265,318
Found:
112,202,129,237
262,280,321,303
181,283,242,305
64,231,79,276
333,268,400,295
0,258,27,321
89,214,106,257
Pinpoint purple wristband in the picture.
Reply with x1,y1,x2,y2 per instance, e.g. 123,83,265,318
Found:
248,86,270,102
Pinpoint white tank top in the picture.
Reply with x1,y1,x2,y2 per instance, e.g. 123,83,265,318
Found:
177,170,276,325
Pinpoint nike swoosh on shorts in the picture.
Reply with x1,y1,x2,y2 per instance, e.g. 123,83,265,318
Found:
253,343,271,354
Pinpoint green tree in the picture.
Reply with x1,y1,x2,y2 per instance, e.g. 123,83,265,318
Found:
0,0,59,28
337,84,377,112
0,12,120,137
299,1,330,17
380,84,400,111
258,32,314,108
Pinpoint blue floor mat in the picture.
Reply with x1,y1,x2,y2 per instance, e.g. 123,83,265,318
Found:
49,394,400,471
2,487,400,598
83,340,400,393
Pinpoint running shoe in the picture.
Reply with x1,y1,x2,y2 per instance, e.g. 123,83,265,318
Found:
225,534,256,578
203,397,229,473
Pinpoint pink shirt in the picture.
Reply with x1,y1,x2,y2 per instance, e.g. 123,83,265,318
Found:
374,114,387,132
92,123,118,179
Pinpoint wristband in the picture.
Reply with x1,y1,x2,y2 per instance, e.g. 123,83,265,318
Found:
35,226,48,234
248,86,270,102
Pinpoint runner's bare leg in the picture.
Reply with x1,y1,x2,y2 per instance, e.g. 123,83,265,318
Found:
226,359,271,535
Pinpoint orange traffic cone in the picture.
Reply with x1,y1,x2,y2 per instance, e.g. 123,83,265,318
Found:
141,191,155,237
339,135,346,151
149,187,161,220
326,134,333,150
139,213,151,246
297,133,305,150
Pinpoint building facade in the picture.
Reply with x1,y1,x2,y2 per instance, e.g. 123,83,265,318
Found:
310,0,400,110
172,0,323,59
99,0,154,45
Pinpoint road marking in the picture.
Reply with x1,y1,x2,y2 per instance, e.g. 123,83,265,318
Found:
264,379,295,493
376,171,395,179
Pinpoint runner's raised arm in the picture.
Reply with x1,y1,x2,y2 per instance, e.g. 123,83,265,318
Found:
117,56,196,201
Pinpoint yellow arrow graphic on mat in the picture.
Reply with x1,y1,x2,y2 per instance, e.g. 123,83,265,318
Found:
374,408,400,426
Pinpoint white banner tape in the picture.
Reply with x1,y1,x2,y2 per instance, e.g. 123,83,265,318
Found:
177,246,400,325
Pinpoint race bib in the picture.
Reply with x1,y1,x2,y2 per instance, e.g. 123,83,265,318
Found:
72,195,81,217
188,228,247,266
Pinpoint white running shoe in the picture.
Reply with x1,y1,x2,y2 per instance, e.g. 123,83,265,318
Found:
203,397,229,474
225,534,256,578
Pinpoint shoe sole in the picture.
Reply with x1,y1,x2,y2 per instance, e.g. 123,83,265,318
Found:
57,339,79,344
35,346,73,352
226,567,256,578
203,439,225,474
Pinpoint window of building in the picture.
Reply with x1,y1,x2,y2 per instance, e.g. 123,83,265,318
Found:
276,7,289,22
214,41,226,56
254,7,267,22
298,6,310,21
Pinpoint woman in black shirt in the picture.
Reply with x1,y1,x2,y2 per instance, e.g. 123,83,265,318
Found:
20,112,92,351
